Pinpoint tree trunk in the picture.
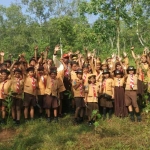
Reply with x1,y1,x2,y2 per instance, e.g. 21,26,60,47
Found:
116,21,120,56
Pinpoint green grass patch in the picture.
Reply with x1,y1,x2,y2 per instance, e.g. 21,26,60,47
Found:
0,114,150,150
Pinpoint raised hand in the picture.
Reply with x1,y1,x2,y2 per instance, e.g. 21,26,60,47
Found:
34,46,38,50
0,51,5,56
54,45,60,52
130,46,134,50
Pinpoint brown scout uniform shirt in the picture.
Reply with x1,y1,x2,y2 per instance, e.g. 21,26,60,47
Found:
102,78,114,96
11,77,24,99
125,74,138,90
85,83,100,103
0,79,12,99
44,76,65,98
72,78,85,98
114,77,124,87
37,75,47,95
24,76,37,96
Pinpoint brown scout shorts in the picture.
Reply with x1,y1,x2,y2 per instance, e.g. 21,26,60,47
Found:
125,90,138,107
86,102,98,117
74,97,85,108
12,97,22,107
43,95,58,109
24,92,36,107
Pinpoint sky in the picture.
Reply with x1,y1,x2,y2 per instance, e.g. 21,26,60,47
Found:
0,0,99,24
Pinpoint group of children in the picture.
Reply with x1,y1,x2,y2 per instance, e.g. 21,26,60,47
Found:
0,46,149,126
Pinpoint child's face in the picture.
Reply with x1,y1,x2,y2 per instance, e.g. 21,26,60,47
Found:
102,65,107,70
77,73,82,79
14,72,21,78
116,65,121,70
90,77,96,83
28,71,34,77
38,71,44,76
83,67,89,73
1,72,8,81
96,64,100,70
116,74,121,78
129,70,134,75
50,73,57,79
72,64,77,71
103,73,109,78
141,56,147,63
30,60,36,66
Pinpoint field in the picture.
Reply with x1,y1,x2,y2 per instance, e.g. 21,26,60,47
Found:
0,112,150,150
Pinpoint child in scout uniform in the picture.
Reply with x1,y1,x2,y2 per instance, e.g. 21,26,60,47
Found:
36,66,47,118
24,67,37,121
114,70,128,117
11,69,24,125
72,68,85,124
0,69,12,124
85,75,100,126
100,69,114,120
82,64,90,85
44,67,65,123
125,66,141,122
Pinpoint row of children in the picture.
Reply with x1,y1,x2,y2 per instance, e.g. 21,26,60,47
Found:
0,46,149,126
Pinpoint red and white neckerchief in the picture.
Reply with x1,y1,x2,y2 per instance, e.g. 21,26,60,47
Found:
141,72,144,81
83,73,87,82
16,78,20,93
118,78,120,87
30,77,36,91
64,65,70,77
79,81,83,96
40,75,46,87
130,75,134,89
92,84,96,97
1,80,7,99
102,79,106,92
51,78,54,86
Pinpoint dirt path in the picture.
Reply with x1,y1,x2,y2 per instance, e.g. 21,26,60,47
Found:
0,129,16,142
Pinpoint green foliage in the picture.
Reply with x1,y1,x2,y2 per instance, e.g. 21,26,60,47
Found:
3,92,13,125
64,90,73,99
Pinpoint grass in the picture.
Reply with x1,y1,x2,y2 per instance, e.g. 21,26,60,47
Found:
0,113,150,150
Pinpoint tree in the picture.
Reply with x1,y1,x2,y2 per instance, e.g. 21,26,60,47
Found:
80,0,132,56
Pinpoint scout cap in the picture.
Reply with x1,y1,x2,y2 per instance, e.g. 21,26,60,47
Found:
102,69,110,74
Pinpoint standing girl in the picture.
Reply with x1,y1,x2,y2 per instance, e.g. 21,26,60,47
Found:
114,70,128,117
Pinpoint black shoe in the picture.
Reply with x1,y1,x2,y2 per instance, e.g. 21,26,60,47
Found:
103,116,106,121
88,121,92,127
91,120,95,125
129,111,135,122
47,117,51,123
130,115,135,122
54,117,58,123
25,118,29,123
79,117,84,123
13,119,16,124
137,115,142,122
1,119,5,125
16,120,20,126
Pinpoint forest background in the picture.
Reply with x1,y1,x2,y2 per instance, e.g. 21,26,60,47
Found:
0,0,150,60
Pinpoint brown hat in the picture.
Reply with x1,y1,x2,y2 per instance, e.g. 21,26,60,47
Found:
102,69,110,74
